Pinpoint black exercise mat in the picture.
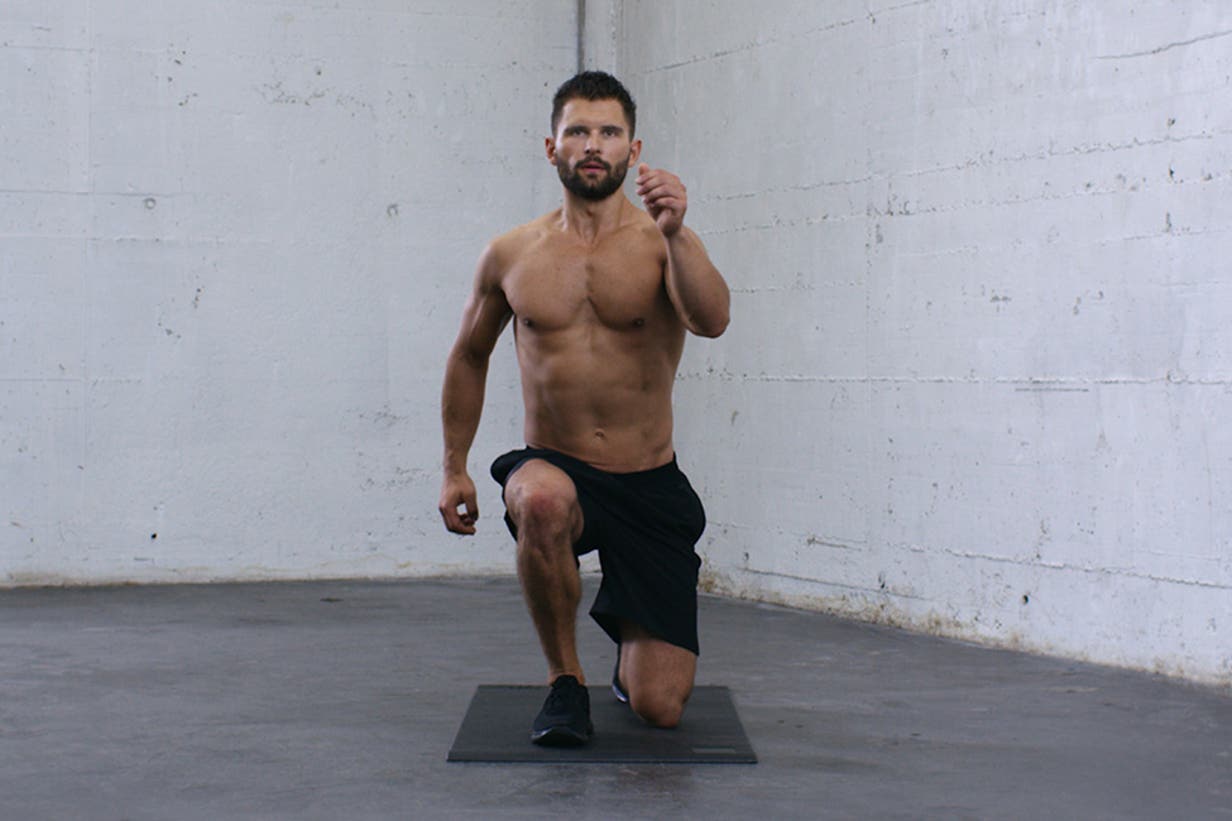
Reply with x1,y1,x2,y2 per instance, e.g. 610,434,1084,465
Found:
448,685,757,763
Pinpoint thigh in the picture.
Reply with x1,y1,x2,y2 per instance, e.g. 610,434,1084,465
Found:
503,458,585,544
619,621,697,701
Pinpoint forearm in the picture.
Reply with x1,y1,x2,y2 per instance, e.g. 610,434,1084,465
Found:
665,227,730,338
441,350,489,475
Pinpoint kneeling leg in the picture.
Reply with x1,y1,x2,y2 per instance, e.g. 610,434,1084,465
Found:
616,621,697,728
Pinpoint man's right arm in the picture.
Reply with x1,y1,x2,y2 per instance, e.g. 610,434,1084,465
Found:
439,241,513,535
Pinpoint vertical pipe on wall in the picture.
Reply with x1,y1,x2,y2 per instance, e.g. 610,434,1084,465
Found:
576,0,586,72
576,0,619,76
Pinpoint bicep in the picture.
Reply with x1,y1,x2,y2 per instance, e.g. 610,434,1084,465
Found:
452,245,513,363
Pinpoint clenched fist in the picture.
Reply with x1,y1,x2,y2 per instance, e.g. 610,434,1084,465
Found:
636,163,687,237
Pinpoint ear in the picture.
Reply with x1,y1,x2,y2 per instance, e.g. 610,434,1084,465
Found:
545,136,558,166
628,138,642,167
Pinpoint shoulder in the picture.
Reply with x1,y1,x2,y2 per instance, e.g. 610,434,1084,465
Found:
476,223,532,287
625,201,658,231
625,206,668,255
483,212,558,272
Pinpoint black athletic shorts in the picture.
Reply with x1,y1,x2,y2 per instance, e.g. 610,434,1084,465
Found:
490,447,706,655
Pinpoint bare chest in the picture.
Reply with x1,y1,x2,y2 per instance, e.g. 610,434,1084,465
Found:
504,238,668,332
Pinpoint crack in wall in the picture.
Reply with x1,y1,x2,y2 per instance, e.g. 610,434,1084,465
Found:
1097,28,1232,60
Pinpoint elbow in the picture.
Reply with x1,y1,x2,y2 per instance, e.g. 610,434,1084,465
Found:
691,309,730,339
449,344,490,372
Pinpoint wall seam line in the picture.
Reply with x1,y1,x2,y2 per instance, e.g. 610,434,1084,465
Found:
576,0,586,72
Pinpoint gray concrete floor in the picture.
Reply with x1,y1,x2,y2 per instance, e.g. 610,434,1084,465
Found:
1,578,1229,820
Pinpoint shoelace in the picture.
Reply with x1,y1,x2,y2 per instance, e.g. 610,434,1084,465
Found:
545,678,583,713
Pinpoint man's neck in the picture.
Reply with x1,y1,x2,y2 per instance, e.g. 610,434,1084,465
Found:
557,192,630,243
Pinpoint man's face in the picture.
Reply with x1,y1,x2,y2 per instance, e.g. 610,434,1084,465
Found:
547,98,640,201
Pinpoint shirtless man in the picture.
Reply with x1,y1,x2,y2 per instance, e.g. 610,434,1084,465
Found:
438,71,730,746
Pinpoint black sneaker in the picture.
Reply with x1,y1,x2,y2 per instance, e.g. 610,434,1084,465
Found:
611,649,629,704
531,675,593,746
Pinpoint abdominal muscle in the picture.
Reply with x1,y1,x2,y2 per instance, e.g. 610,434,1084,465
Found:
516,326,679,473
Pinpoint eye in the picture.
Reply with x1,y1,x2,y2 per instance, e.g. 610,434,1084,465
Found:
602,127,621,137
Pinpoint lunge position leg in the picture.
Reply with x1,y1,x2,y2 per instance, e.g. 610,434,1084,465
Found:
615,620,697,729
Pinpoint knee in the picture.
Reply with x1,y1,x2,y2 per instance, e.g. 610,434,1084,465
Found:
510,485,577,543
630,690,687,729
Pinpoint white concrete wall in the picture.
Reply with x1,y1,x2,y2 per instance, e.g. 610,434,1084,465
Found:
611,1,1232,686
2,0,574,584
6,0,1229,687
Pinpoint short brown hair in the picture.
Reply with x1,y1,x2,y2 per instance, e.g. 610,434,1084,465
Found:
551,71,637,136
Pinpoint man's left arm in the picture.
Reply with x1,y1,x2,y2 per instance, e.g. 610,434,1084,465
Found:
637,163,731,338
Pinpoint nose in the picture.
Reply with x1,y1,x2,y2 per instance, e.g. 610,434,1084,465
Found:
584,132,601,154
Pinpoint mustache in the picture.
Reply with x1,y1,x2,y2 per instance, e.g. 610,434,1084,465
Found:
574,157,612,171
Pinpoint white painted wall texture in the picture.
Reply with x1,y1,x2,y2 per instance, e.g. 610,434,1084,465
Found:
2,1,573,583
607,1,1231,685
5,0,1229,687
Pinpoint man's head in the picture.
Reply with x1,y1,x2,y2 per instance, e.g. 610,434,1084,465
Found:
551,71,636,137
547,72,641,202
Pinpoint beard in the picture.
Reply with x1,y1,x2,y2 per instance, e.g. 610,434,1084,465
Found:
558,155,629,201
